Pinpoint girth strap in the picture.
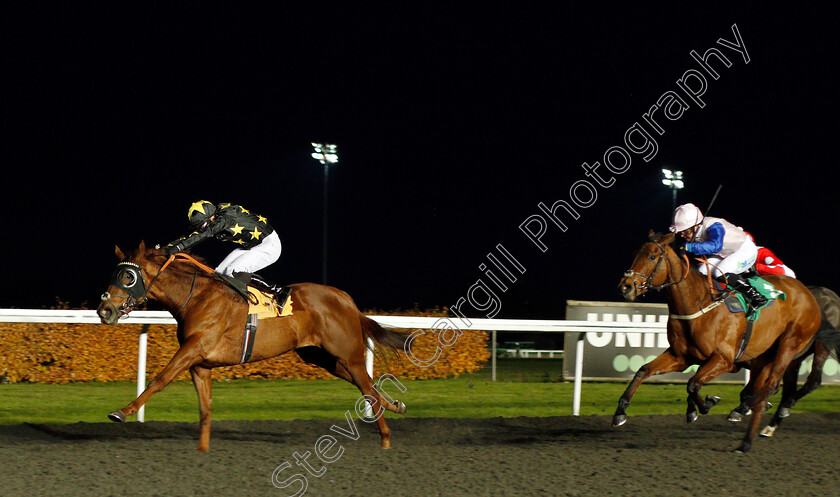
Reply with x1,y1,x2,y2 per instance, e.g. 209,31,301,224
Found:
735,319,754,362
239,313,258,364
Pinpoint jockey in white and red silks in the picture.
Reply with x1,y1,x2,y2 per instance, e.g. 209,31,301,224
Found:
670,203,768,311
744,231,797,278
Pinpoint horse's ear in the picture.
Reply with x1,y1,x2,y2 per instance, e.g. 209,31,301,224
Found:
661,232,676,245
139,240,146,253
648,229,656,240
115,245,125,260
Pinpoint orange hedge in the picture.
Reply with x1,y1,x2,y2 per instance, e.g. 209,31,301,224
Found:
0,308,489,383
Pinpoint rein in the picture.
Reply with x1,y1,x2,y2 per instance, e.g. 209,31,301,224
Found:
161,253,216,275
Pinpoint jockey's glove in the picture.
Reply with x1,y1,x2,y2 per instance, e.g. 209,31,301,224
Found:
164,243,183,257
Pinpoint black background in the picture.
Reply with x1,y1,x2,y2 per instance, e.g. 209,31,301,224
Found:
4,3,838,318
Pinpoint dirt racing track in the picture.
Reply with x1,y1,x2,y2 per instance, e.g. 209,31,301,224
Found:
2,414,840,497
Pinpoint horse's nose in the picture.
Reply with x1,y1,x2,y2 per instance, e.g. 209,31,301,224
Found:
618,278,636,301
97,301,118,325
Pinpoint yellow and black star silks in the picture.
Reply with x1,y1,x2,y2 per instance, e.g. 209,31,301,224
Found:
168,202,274,253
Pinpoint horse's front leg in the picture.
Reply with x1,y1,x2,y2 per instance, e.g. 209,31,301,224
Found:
109,337,205,421
613,348,687,427
728,370,774,422
190,365,213,451
727,383,754,422
685,353,730,423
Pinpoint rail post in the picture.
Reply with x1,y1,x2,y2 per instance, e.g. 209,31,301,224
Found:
136,324,149,422
491,330,497,381
364,337,374,418
572,333,585,416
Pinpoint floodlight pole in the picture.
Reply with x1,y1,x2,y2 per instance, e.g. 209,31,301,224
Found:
322,161,329,285
311,143,338,285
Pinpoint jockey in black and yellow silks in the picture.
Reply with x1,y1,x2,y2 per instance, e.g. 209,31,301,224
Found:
166,200,285,296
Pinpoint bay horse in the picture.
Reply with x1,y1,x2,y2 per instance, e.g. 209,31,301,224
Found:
615,231,824,452
97,241,409,451
727,286,840,436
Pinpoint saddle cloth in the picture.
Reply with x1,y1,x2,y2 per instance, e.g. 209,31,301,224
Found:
247,287,293,320
722,276,786,322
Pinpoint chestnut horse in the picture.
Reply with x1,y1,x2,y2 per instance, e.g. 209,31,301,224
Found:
97,241,409,451
615,232,823,452
727,286,840,436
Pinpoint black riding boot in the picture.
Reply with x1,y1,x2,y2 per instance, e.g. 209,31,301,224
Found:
726,273,768,313
248,273,292,305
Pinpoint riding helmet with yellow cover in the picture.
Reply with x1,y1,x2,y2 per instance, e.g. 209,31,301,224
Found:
188,200,216,227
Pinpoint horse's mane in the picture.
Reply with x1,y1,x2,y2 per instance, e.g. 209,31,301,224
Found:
142,247,246,302
648,232,708,280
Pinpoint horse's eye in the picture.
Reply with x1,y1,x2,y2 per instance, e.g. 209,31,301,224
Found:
121,270,136,287
649,254,657,261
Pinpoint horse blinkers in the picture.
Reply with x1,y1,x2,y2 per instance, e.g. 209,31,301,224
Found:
100,262,149,320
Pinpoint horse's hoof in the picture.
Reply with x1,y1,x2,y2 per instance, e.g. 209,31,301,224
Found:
727,411,743,423
760,425,776,438
706,395,721,408
778,407,791,418
108,410,126,423
395,401,407,414
686,411,699,424
612,414,627,427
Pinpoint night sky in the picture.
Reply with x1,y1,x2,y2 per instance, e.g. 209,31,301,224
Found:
4,4,839,318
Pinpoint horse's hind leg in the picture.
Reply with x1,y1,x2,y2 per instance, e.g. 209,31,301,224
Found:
737,344,801,453
190,365,213,452
763,344,826,437
340,356,400,449
738,359,775,453
297,346,402,448
791,344,828,405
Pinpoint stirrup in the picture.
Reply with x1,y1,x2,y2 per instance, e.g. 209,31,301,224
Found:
275,286,292,306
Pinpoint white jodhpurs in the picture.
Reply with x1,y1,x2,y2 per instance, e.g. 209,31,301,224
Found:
697,236,758,278
216,231,282,276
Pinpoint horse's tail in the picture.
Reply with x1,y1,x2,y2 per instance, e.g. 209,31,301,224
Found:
813,323,840,360
359,315,408,351
811,286,840,359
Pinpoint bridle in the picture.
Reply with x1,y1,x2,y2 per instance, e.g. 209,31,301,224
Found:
623,240,689,295
101,253,215,318
100,261,166,317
